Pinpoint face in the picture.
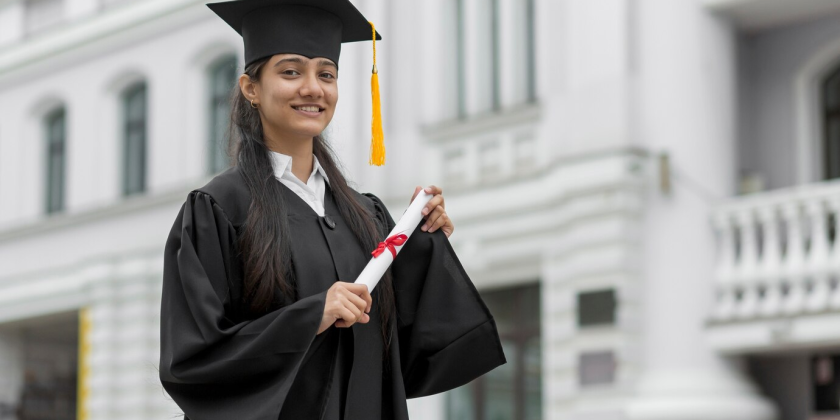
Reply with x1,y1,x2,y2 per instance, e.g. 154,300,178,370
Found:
240,53,338,144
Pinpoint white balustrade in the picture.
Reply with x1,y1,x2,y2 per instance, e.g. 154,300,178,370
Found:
711,181,840,322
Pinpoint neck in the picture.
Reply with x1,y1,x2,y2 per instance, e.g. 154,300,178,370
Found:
264,128,315,183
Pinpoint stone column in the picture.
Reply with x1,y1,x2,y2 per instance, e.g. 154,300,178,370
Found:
627,1,775,419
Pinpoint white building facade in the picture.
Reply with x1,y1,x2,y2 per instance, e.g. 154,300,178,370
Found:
1,0,840,419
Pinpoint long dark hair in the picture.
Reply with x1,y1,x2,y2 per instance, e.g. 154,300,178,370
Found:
226,56,395,356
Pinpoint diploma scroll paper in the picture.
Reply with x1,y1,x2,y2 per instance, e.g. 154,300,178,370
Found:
354,191,435,291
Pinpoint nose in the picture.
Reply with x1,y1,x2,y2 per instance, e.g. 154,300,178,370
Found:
299,71,324,99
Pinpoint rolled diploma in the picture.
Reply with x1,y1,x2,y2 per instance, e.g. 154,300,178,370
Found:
354,191,435,291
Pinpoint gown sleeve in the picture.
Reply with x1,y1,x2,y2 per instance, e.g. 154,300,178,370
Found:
159,191,328,420
362,193,507,399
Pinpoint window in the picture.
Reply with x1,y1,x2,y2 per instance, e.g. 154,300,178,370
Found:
577,289,617,327
44,107,66,214
579,351,616,387
813,354,840,413
208,56,237,174
824,65,840,180
99,0,135,9
24,0,63,36
122,83,147,196
446,283,541,420
454,0,536,120
10,312,78,420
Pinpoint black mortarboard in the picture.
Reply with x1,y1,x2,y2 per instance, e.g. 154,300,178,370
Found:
207,0,387,166
206,0,381,68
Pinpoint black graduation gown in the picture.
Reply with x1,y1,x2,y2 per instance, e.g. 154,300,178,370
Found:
159,165,506,420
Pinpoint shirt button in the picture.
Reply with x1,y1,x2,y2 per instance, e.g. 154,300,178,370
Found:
323,215,336,229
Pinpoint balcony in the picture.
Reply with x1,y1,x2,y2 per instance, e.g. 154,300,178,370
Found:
708,179,840,353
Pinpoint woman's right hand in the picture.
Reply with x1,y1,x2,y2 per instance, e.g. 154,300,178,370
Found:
317,282,372,335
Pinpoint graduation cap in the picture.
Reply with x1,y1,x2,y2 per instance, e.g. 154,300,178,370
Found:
207,0,386,165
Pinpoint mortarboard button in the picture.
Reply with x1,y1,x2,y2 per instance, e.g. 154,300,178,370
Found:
323,215,336,230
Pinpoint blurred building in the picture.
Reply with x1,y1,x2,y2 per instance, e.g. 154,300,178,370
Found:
3,0,840,419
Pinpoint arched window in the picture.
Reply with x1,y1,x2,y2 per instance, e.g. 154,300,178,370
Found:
208,56,237,174
122,82,147,196
44,107,66,214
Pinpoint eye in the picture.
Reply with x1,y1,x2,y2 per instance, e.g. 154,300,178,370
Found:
320,72,336,80
282,69,300,76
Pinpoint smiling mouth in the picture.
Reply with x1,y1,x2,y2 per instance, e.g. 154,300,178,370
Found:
292,105,324,112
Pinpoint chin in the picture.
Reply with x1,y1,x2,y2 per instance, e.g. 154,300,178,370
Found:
293,126,327,138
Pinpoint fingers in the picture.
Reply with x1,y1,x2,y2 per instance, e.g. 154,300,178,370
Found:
341,288,369,315
334,306,363,328
423,207,450,233
422,193,444,218
342,283,372,313
327,282,372,330
423,185,443,195
421,204,444,231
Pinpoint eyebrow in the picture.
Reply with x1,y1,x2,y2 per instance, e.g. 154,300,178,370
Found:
273,57,337,70
317,59,337,70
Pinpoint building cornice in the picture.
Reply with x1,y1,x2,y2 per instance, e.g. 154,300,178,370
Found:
0,176,211,244
0,0,207,85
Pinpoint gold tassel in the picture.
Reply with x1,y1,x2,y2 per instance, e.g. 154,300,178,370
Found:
369,21,385,166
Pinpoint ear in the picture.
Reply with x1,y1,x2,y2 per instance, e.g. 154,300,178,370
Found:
239,73,258,103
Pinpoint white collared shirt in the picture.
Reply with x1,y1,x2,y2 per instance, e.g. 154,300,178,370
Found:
268,150,331,217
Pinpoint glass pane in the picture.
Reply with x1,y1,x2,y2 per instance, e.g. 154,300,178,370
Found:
125,129,145,194
48,152,63,212
579,351,616,387
521,283,540,329
479,289,516,335
126,86,145,123
827,117,840,180
446,382,476,420
483,340,516,420
123,84,146,195
524,337,542,420
812,354,840,412
825,68,840,109
25,0,63,35
45,109,65,213
470,0,495,114
209,57,236,174
577,289,616,327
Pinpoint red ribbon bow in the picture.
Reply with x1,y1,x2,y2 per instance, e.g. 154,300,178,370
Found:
371,233,408,259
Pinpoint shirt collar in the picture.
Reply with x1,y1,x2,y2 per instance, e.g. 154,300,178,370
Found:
268,150,331,185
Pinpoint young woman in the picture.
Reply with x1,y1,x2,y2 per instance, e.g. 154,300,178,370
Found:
158,1,506,419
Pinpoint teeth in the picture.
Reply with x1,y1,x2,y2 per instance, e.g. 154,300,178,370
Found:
295,106,321,112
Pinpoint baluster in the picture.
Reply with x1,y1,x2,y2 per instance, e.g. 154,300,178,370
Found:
782,201,806,315
757,204,782,317
806,197,830,312
736,208,759,318
712,211,736,321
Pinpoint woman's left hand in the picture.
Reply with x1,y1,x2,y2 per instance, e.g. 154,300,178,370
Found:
411,185,454,238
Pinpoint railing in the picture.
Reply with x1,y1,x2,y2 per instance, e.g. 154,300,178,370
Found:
712,180,840,322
